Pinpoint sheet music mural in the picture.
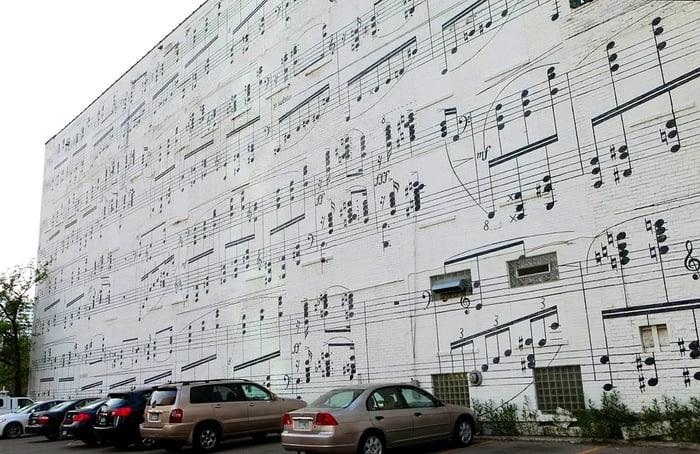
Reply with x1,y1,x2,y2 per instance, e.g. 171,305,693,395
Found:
33,0,700,409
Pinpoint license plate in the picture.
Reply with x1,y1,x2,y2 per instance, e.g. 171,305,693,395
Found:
294,420,310,431
149,412,159,422
99,416,107,425
61,430,68,437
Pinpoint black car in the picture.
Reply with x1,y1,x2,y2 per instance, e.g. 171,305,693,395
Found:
25,397,100,440
60,398,107,445
93,388,156,449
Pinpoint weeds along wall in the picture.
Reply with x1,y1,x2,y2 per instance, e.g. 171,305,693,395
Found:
33,0,700,411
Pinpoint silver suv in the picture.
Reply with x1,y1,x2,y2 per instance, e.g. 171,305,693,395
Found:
139,379,306,452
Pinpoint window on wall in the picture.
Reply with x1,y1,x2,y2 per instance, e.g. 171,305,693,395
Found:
640,324,668,352
432,373,470,407
507,252,559,288
570,0,595,9
534,365,585,413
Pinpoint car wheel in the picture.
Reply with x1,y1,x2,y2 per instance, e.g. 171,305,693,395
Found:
357,431,385,454
453,417,474,446
3,422,22,439
193,423,220,453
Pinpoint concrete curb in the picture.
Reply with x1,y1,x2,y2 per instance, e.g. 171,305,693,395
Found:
475,435,700,451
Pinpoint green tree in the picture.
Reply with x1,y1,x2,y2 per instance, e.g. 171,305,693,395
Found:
0,262,47,395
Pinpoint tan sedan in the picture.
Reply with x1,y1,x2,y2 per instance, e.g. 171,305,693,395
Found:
281,383,476,454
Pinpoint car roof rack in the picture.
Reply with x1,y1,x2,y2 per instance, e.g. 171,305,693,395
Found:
156,377,253,386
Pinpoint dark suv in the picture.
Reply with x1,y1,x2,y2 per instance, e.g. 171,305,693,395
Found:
93,388,155,449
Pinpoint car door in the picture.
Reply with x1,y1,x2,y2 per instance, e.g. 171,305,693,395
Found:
398,386,451,442
240,383,281,432
204,384,249,436
368,386,413,446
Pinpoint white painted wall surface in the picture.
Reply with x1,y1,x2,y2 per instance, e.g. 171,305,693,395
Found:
33,0,700,411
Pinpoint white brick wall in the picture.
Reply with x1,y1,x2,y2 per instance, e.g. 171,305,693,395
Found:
32,0,700,412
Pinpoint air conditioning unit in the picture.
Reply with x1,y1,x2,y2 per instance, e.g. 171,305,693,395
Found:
431,278,468,296
468,370,483,386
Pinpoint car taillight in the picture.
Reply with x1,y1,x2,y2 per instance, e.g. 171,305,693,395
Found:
111,407,132,417
169,409,183,424
73,413,90,423
37,416,50,424
315,413,338,426
282,413,292,425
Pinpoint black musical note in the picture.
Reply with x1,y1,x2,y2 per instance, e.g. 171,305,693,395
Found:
441,107,470,142
651,17,682,154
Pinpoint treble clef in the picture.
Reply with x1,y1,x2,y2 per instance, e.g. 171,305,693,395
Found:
684,240,700,280
459,296,471,315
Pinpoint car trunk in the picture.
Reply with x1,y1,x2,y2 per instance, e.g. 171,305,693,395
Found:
63,410,77,425
96,395,132,427
287,407,351,435
142,388,177,429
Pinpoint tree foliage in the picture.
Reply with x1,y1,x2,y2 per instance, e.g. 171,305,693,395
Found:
0,262,48,395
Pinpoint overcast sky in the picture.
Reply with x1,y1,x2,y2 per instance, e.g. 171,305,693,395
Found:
0,1,203,272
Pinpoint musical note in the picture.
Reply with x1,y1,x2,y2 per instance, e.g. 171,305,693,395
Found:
441,107,470,142
345,37,417,121
277,84,331,152
439,0,500,74
651,17,682,154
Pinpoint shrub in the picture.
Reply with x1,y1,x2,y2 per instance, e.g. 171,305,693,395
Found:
576,391,636,439
638,396,700,442
472,399,519,435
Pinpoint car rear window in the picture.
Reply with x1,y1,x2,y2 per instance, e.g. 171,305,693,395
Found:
82,400,106,411
310,389,363,409
104,396,129,408
150,389,177,406
51,401,75,411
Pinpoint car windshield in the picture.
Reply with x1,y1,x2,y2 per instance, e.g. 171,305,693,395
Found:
309,389,363,409
16,404,37,414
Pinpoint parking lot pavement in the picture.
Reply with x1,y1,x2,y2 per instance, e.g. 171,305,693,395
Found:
0,435,696,454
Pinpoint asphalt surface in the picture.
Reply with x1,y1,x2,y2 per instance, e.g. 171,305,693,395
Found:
0,434,698,454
